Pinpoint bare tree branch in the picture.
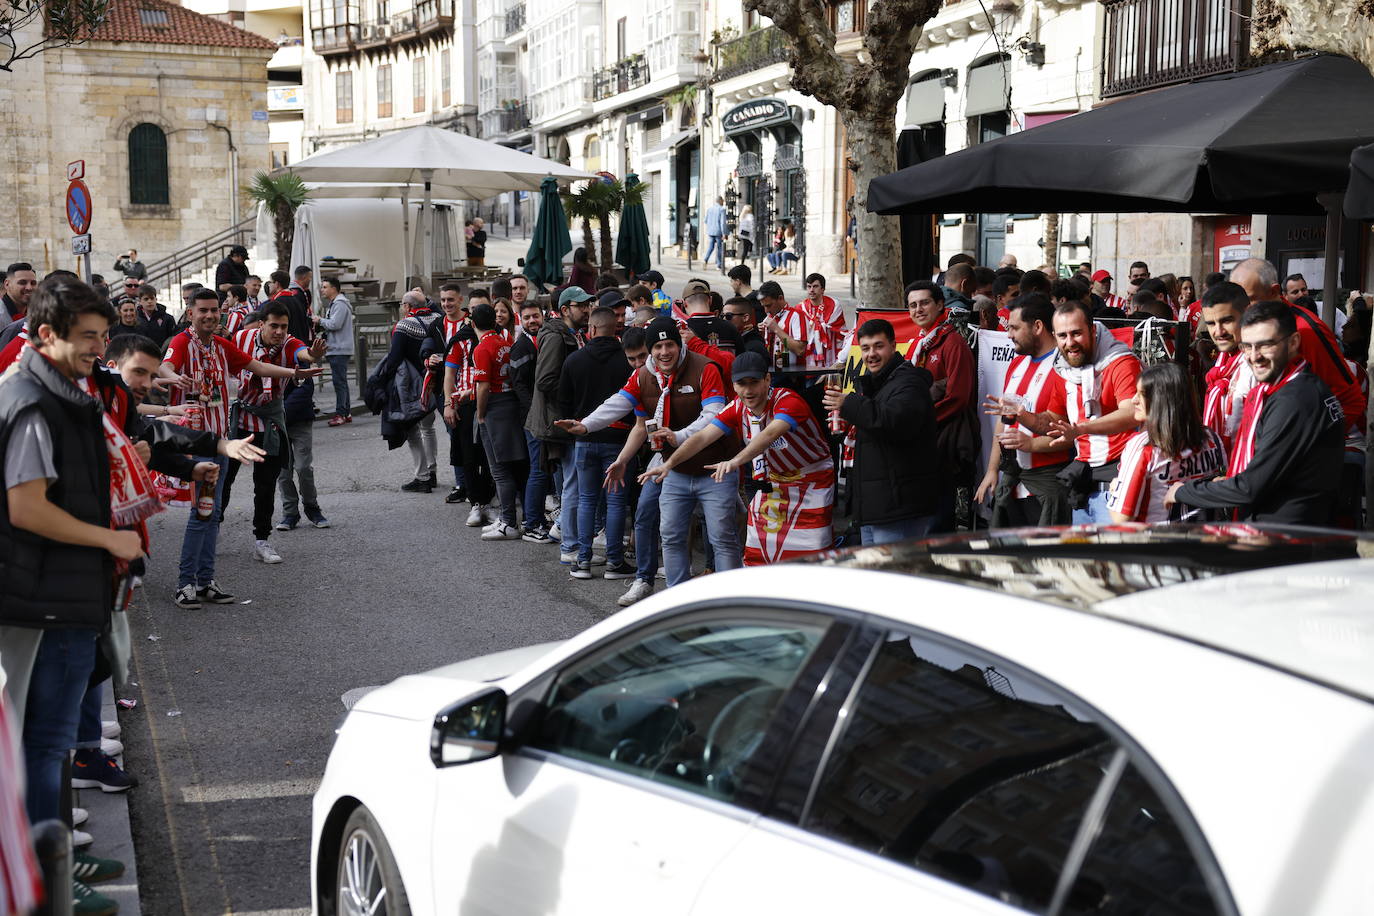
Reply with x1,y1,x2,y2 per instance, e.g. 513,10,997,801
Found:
742,0,850,107
0,0,111,71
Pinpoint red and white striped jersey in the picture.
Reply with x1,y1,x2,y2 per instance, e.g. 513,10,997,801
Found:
163,330,252,438
222,306,252,336
231,328,308,433
444,336,477,396
1047,351,1142,466
764,305,813,372
1107,429,1227,522
1002,352,1067,470
711,387,831,480
793,294,848,368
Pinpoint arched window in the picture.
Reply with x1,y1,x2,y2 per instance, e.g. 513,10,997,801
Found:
128,123,169,205
584,134,601,172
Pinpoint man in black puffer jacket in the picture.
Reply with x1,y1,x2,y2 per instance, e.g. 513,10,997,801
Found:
824,317,940,546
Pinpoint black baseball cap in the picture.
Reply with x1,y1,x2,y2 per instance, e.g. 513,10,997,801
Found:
641,270,665,286
731,351,769,382
597,288,626,310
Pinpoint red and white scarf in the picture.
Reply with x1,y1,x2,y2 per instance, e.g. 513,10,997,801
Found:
1231,360,1306,476
1203,351,1243,433
909,312,949,366
77,376,162,530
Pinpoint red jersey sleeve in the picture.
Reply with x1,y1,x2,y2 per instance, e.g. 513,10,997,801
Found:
472,338,495,383
163,333,188,371
219,337,253,374
712,398,743,432
699,361,727,405
774,389,815,425
284,336,309,365
444,339,465,369
1101,354,1142,411
1106,432,1151,521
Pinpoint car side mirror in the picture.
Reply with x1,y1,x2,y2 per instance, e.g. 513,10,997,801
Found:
430,688,506,767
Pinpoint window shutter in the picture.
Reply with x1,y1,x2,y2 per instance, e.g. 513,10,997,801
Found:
128,123,169,205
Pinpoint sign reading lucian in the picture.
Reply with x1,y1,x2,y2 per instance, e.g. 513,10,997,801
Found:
722,98,792,135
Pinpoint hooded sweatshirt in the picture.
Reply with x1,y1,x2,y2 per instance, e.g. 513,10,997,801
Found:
559,335,632,444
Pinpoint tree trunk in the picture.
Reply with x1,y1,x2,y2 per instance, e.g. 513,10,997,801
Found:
599,216,614,272
580,219,595,264
1043,213,1060,275
275,202,294,272
842,111,902,309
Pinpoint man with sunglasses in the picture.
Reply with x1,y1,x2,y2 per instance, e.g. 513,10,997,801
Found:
1166,300,1344,524
722,296,770,361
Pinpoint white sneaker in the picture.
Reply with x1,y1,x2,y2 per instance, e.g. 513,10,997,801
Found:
130,575,143,589
548,523,561,542
101,737,123,757
102,721,120,740
482,518,500,533
590,554,607,567
72,807,89,827
545,494,560,514
253,539,282,564
482,505,497,524
465,505,486,527
618,579,654,607
73,829,93,849
559,549,577,565
480,522,520,541
592,532,607,552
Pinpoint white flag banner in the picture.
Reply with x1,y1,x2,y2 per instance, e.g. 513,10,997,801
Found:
974,329,1016,517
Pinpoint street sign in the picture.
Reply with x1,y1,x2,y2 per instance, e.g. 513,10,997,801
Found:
251,109,268,121
67,160,85,181
71,234,91,255
722,98,791,135
66,179,92,235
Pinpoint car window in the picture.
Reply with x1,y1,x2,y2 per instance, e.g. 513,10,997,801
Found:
800,632,1220,916
530,617,828,807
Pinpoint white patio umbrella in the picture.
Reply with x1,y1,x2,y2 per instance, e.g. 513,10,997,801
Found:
289,126,592,279
302,182,469,285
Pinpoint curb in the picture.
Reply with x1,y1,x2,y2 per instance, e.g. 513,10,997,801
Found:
77,682,142,915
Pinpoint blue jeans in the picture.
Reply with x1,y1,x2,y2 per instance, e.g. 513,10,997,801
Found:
1072,490,1112,525
178,454,229,589
635,476,662,583
327,354,351,417
862,515,934,546
24,628,98,823
576,442,629,565
704,234,724,268
658,470,742,587
523,431,548,529
559,452,579,551
77,681,103,748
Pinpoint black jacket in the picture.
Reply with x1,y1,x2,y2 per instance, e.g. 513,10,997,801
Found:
136,306,177,348
559,336,632,445
0,348,113,629
839,356,941,526
1176,370,1344,525
738,328,770,361
214,256,249,290
509,333,538,421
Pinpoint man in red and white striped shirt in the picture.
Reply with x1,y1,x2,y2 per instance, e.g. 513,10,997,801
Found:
219,300,324,567
976,295,1073,525
647,351,833,565
756,280,810,387
163,291,321,606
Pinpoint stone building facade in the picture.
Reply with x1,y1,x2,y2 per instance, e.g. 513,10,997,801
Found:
0,0,274,277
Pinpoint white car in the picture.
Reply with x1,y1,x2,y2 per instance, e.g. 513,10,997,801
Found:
311,525,1374,916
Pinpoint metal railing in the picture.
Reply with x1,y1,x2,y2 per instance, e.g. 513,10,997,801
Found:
479,101,530,137
1101,0,1250,97
593,55,650,101
415,0,453,26
710,25,789,83
504,2,525,34
144,216,255,295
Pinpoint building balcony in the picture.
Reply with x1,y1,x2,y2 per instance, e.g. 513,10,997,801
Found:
593,54,650,101
479,101,531,137
709,25,788,84
415,0,453,35
312,23,358,55
1101,0,1250,98
504,2,524,35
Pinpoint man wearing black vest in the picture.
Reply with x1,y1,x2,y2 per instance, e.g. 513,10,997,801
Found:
635,318,742,585
0,278,144,907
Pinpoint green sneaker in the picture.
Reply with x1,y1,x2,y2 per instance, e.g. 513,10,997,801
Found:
74,851,126,884
72,878,118,915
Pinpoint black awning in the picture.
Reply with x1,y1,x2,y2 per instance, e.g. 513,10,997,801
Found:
1345,142,1374,218
868,54,1374,217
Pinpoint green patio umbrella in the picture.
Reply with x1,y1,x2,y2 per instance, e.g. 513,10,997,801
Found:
614,172,651,278
525,176,573,289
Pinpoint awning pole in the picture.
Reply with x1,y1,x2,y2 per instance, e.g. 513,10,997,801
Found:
1318,192,1343,327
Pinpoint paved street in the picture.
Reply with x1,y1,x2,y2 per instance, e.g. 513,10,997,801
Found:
122,413,624,913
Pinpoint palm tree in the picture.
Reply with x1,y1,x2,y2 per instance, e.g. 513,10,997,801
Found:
246,171,311,271
586,179,621,271
561,182,601,266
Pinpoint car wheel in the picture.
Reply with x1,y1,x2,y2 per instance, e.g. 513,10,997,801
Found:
337,806,411,916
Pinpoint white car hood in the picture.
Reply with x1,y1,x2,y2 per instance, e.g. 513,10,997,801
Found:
346,641,565,722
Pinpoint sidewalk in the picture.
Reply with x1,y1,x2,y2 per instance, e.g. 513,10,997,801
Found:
78,682,141,916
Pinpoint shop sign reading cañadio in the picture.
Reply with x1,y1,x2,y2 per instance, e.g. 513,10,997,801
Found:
722,98,791,135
